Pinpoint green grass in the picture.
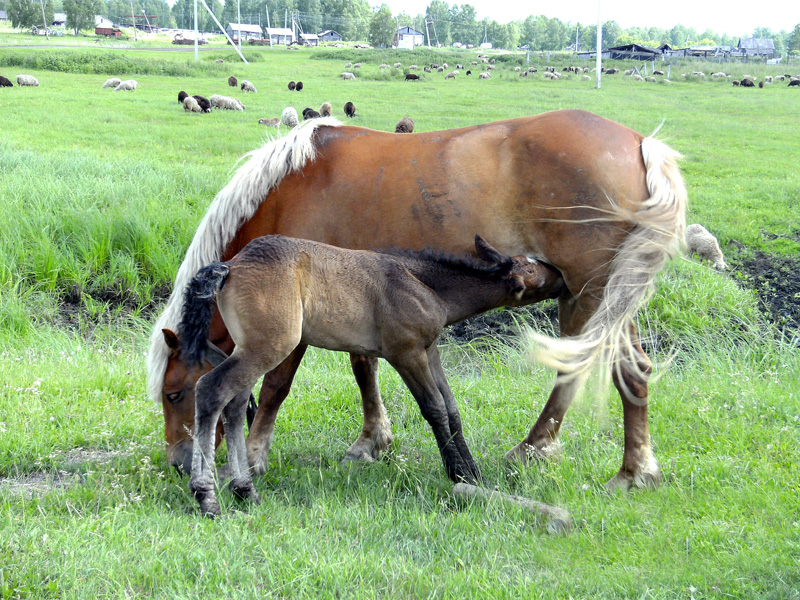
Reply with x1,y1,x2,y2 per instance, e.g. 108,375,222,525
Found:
1,42,799,598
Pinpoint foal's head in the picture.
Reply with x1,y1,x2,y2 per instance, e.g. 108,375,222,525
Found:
474,235,565,305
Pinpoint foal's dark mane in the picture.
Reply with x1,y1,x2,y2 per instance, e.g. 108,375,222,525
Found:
378,246,513,278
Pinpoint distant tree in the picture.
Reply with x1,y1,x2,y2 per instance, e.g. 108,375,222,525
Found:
451,3,478,46
787,24,800,56
367,3,393,47
7,0,38,28
63,0,104,33
601,20,621,49
425,0,450,46
202,0,223,32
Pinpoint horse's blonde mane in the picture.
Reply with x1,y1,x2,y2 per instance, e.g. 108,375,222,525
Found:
146,117,342,403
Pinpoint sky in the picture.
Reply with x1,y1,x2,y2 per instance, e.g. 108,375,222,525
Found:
380,0,800,37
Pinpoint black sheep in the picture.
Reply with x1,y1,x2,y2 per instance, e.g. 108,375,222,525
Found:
178,90,188,104
192,95,212,113
741,78,755,87
288,81,296,91
228,75,238,87
789,79,800,87
295,81,304,91
302,107,320,120
344,101,356,118
405,73,419,81
0,75,13,87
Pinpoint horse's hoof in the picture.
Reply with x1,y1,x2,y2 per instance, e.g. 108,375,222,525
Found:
605,464,662,493
341,447,375,464
505,440,562,463
248,451,268,476
197,496,221,518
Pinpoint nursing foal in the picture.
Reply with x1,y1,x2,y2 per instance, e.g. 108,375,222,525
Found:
176,234,564,517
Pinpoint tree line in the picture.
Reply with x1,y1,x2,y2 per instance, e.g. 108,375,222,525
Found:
3,0,800,57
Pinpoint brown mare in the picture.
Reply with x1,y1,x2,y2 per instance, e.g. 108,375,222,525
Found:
148,110,687,491
177,234,564,516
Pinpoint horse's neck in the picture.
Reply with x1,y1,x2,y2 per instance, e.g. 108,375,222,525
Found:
405,262,507,325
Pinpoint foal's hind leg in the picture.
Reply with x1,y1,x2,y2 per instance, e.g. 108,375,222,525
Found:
343,354,394,463
605,330,661,492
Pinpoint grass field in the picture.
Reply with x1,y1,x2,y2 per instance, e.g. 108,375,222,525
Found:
1,41,799,599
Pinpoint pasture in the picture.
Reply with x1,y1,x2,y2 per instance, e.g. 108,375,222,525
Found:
1,43,799,598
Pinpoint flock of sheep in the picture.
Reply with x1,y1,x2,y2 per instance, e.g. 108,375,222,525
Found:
0,74,40,87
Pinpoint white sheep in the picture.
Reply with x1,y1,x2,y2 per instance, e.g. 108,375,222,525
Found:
258,117,280,127
183,96,203,113
444,70,458,79
102,77,121,89
319,102,332,117
114,79,138,92
341,72,356,80
281,106,299,128
478,72,491,79
16,74,39,86
210,94,244,111
240,80,256,93
685,224,727,270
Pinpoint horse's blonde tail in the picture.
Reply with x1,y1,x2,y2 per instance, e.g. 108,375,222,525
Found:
531,136,687,387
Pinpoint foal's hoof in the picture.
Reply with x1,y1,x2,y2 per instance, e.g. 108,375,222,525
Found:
505,440,562,463
195,493,221,518
231,482,261,505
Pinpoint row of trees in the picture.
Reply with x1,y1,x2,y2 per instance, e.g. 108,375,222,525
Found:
3,0,800,57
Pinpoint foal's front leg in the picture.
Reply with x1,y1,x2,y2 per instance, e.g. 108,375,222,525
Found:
223,390,260,504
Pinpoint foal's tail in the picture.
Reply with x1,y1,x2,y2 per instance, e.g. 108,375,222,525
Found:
178,262,231,366
532,136,687,386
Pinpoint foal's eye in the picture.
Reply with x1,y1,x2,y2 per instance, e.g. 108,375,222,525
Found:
165,391,183,404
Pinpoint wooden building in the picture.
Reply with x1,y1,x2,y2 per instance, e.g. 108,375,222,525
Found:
225,23,263,42
318,30,342,42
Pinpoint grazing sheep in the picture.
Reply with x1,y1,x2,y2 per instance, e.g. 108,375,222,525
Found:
192,95,212,112
393,62,401,68
258,117,280,127
514,66,521,72
685,224,726,270
486,65,495,70
405,73,419,81
409,65,418,70
605,68,619,75
302,107,320,120
645,76,656,83
114,79,138,92
764,75,773,83
352,63,361,69
319,102,332,117
288,81,296,91
395,116,414,133
444,70,458,79
344,101,356,118
632,74,644,81
210,94,244,111
228,75,238,87
0,75,14,87
17,74,39,87
281,106,299,128
183,96,203,113
240,80,256,93
423,66,431,73
478,72,491,79
789,79,800,87
102,77,121,89
295,81,303,91
344,62,352,69
582,74,591,80
466,70,472,76
732,80,741,86
624,69,634,76
178,90,188,103
528,66,537,73
758,81,764,88
215,59,224,63
653,70,664,76
471,61,478,66
740,78,755,87
341,72,356,80
379,63,390,69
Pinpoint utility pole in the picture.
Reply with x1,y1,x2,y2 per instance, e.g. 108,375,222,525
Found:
595,0,602,88
38,0,49,40
130,0,137,41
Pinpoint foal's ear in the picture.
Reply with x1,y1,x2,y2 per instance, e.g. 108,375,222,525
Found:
162,329,181,357
474,234,507,265
508,274,526,300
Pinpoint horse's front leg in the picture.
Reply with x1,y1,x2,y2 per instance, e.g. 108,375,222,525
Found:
342,354,394,463
605,335,661,492
247,344,308,475
223,389,260,504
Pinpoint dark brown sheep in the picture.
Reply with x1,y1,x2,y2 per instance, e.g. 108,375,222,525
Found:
395,117,414,133
405,73,420,81
192,95,212,113
295,81,303,91
344,101,356,118
302,107,320,120
288,81,296,91
0,75,13,87
178,90,188,104
741,78,755,87
228,76,238,87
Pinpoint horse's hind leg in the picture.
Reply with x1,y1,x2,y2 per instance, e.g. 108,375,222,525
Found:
605,330,661,492
343,354,394,463
247,344,309,475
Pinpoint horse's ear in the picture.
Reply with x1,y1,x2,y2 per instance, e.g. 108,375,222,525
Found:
474,235,505,264
162,329,181,357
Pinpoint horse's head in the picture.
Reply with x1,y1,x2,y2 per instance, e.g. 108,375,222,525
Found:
160,329,224,474
474,235,566,305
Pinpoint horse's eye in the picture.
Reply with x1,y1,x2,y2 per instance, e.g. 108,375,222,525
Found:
165,391,183,404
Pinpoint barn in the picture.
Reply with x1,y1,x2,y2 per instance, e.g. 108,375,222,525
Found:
394,26,424,50
263,27,294,45
607,43,661,60
318,30,342,42
225,23,263,42
736,38,775,59
300,33,319,47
